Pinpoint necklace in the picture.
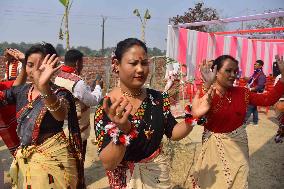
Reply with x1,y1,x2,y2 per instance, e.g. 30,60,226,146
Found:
120,88,143,98
215,88,232,103
124,91,154,140
28,85,34,109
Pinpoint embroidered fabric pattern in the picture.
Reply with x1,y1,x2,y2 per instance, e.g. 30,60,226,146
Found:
162,92,171,118
96,92,169,152
95,100,147,152
94,105,105,150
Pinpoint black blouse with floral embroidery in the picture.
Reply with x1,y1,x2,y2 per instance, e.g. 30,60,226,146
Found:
94,88,177,162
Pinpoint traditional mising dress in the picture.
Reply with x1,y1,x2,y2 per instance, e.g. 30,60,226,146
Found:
191,81,284,189
0,81,20,155
94,89,177,189
0,83,84,189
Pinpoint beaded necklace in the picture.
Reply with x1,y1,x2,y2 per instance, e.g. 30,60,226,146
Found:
120,87,143,98
28,85,35,109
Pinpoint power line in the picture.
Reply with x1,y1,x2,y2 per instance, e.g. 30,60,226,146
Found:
0,9,168,20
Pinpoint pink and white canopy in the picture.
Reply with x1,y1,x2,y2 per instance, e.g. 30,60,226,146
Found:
166,25,284,79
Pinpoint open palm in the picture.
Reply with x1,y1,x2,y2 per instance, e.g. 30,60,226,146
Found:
200,60,217,87
276,56,284,75
191,86,214,117
6,49,25,61
33,54,61,90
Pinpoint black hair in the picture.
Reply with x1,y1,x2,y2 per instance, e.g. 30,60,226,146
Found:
64,49,84,66
25,42,58,62
212,55,238,71
114,38,147,62
256,59,264,66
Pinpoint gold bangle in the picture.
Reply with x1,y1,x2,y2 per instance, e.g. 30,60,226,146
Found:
40,92,53,99
202,84,208,92
46,98,62,112
46,97,59,108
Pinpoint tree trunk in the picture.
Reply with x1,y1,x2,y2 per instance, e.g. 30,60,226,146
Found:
65,5,70,50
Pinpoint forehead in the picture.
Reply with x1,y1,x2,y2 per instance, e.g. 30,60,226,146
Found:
27,53,43,62
221,59,238,69
122,45,146,59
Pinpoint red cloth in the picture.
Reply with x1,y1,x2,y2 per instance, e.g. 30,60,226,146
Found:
0,80,19,154
5,60,19,80
61,65,76,74
205,81,284,133
0,81,16,124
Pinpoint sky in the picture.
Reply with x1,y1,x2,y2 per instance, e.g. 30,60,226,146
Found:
0,0,283,50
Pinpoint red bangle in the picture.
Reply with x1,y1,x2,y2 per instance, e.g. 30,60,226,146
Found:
105,122,139,146
184,105,206,126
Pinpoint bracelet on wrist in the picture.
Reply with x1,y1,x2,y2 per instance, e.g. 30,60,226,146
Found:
202,84,209,92
46,97,59,108
40,92,53,99
184,105,207,126
46,98,62,112
104,122,138,146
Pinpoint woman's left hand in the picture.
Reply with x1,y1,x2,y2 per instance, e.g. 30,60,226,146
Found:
191,86,214,117
200,60,217,88
33,54,61,92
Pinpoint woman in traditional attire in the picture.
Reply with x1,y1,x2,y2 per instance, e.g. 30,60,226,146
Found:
191,55,284,189
0,49,27,155
0,43,84,189
94,38,214,188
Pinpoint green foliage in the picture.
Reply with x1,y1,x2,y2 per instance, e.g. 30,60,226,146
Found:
59,0,69,7
240,8,284,38
0,42,33,56
170,2,220,32
147,47,166,57
133,9,140,17
144,9,151,20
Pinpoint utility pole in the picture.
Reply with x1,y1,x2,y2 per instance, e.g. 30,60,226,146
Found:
101,16,107,57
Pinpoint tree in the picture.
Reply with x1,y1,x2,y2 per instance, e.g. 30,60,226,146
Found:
170,2,220,32
76,46,95,56
55,44,66,56
58,0,73,50
133,9,151,42
0,42,166,57
147,47,165,57
244,8,284,39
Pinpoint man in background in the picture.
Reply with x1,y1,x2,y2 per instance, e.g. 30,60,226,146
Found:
244,60,266,125
54,49,102,161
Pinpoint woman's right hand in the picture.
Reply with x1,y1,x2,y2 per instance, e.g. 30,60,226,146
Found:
103,97,133,134
6,48,25,61
33,54,61,90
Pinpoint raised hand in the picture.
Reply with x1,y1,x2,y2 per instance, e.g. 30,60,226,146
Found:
33,54,61,92
6,48,25,61
200,60,217,88
191,86,214,118
276,55,284,77
103,97,133,133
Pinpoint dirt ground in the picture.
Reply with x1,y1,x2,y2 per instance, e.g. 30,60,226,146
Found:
1,109,283,189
